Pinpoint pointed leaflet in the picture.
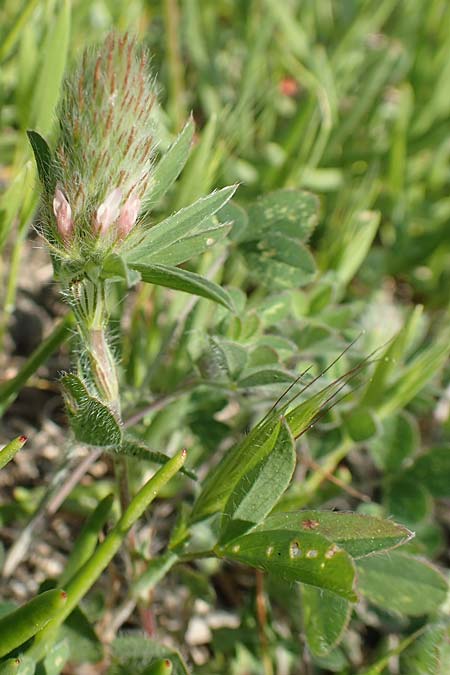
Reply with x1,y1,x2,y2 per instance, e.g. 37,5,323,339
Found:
147,117,194,205
219,419,296,543
301,585,351,657
27,130,54,195
129,263,235,311
253,511,413,558
216,529,357,601
139,220,231,266
62,374,122,447
123,185,237,264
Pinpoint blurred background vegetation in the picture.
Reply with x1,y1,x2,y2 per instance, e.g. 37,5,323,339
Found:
1,1,449,673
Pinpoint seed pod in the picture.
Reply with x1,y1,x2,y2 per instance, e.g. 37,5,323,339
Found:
0,589,67,658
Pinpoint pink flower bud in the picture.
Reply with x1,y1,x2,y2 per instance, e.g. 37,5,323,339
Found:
53,188,73,242
117,194,141,239
94,188,122,235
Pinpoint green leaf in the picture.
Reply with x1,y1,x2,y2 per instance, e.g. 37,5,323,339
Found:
301,585,351,657
102,254,142,287
385,476,431,524
148,117,194,205
333,210,380,287
220,419,296,542
61,374,122,447
362,305,423,408
407,446,450,498
32,0,71,135
238,367,295,388
216,529,357,601
357,552,448,616
26,129,53,194
379,329,450,417
369,411,419,471
243,189,319,243
252,511,413,558
343,405,378,442
209,338,248,380
139,220,231,266
129,263,234,311
42,638,70,675
241,235,316,289
60,608,103,664
108,634,189,675
220,200,248,241
174,112,220,209
123,185,237,264
399,624,449,675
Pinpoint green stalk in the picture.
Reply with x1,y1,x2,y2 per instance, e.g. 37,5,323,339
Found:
27,448,187,662
0,0,40,62
59,494,114,586
0,312,74,416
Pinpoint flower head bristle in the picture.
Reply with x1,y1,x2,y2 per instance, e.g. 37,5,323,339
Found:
43,32,157,262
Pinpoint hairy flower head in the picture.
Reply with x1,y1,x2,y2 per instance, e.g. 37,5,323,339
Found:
42,33,156,263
